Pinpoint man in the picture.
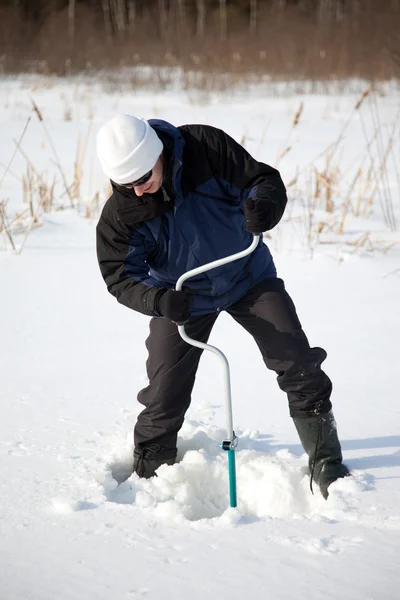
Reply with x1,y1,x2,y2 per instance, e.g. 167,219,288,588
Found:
96,114,349,499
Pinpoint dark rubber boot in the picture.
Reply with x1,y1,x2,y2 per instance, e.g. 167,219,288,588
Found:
133,444,177,479
293,411,350,499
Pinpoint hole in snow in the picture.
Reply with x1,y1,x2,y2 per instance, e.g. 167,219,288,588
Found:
103,427,319,522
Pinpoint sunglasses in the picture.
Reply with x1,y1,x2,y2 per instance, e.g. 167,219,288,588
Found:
122,170,153,189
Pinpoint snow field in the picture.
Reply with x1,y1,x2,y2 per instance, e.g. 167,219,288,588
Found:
1,75,400,600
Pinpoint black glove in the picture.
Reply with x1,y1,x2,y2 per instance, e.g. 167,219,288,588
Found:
244,198,271,234
156,289,192,324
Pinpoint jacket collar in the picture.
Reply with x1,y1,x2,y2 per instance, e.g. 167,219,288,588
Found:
150,120,184,207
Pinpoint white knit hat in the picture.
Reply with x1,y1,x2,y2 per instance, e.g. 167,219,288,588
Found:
96,114,163,184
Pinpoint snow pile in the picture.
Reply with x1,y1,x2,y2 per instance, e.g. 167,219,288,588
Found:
92,421,365,525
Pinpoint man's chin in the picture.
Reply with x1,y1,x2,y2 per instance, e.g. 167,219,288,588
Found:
147,183,162,194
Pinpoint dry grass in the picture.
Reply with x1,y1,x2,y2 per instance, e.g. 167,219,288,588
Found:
0,101,100,252
1,87,398,256
70,120,93,208
282,87,399,255
275,102,303,168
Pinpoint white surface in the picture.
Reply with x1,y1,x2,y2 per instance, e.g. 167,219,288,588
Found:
1,76,400,600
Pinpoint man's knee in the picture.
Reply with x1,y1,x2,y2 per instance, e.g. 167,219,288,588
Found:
277,347,333,416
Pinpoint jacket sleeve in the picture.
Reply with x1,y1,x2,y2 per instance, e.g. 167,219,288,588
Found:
96,198,162,316
186,125,287,230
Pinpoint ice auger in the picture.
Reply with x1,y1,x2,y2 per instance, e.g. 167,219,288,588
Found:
175,234,260,508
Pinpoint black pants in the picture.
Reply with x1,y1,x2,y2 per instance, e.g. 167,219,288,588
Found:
135,278,332,449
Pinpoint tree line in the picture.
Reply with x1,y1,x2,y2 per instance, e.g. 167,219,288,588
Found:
0,0,399,79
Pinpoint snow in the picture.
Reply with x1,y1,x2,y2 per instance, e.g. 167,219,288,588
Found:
1,74,400,600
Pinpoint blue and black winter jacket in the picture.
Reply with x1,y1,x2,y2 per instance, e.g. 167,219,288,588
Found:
96,120,287,316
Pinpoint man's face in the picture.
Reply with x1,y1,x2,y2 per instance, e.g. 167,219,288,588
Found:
133,154,164,197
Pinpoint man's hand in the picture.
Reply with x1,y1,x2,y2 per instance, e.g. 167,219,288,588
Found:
156,289,192,324
244,198,272,234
